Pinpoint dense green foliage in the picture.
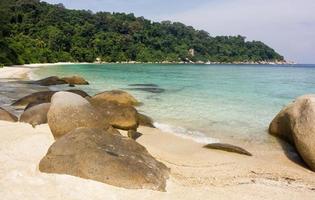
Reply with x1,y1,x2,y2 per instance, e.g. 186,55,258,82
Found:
0,0,284,65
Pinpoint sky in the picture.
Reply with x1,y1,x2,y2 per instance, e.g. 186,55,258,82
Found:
44,0,315,63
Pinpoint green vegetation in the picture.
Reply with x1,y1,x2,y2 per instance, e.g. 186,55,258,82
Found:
0,0,284,65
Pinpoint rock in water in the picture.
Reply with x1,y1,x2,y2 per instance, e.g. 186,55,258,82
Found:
61,75,89,85
129,84,159,87
12,90,90,108
138,113,155,128
0,107,18,122
33,76,67,86
12,91,55,107
39,127,170,191
20,103,50,127
203,143,252,156
47,91,106,139
93,90,140,106
90,98,138,130
127,130,143,140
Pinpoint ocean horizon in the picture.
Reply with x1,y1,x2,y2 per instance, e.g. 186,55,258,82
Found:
31,63,315,144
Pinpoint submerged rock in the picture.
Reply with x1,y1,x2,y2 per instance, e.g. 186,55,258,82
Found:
137,113,155,128
33,76,67,86
0,107,18,122
12,90,90,108
61,75,89,85
129,83,159,87
39,127,170,191
270,94,315,171
127,87,165,94
203,143,252,156
47,92,106,139
93,90,139,106
90,98,138,130
20,103,50,127
127,130,143,140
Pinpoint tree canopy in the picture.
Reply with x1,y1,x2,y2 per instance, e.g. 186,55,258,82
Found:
0,0,284,65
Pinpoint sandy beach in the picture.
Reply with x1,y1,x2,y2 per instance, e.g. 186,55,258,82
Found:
0,121,315,200
1,65,315,199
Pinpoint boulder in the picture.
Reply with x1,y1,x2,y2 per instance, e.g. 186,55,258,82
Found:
33,76,67,86
0,107,18,122
269,95,315,171
24,101,43,111
90,98,138,130
127,130,143,140
39,127,169,191
12,91,55,107
20,103,50,127
47,91,106,139
61,75,89,85
269,107,294,144
138,113,155,128
203,143,252,156
93,90,139,106
12,90,90,107
67,89,90,99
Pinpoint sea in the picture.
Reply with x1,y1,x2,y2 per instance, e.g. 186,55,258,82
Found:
30,64,315,144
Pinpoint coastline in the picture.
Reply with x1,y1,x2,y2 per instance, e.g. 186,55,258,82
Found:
2,59,295,69
1,63,315,199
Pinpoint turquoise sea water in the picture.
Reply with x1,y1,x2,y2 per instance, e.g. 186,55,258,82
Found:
32,64,315,143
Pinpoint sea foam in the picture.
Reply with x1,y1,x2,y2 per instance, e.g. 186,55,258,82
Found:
154,122,219,144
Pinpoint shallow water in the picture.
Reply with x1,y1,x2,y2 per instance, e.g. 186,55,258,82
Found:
32,64,315,143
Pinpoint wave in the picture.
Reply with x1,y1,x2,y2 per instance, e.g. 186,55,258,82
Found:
26,70,39,80
153,122,219,144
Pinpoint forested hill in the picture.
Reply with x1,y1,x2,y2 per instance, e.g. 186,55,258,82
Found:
0,0,284,65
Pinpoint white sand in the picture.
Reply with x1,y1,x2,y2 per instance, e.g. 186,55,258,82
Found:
0,63,92,80
0,67,34,79
0,121,314,200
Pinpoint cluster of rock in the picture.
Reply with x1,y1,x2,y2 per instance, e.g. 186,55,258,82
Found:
269,95,315,171
0,76,169,191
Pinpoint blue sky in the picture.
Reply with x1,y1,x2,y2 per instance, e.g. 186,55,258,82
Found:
44,0,315,63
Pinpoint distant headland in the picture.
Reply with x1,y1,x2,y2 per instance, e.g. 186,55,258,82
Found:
1,0,286,66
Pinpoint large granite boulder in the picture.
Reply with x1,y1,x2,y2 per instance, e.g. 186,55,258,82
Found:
0,107,18,122
20,103,50,127
138,113,155,128
269,107,294,144
12,90,90,107
61,75,89,85
47,91,106,139
33,76,67,86
269,95,315,171
93,90,139,106
90,98,138,130
39,127,169,191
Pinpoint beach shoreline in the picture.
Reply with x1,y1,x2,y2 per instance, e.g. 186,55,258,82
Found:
0,63,315,199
